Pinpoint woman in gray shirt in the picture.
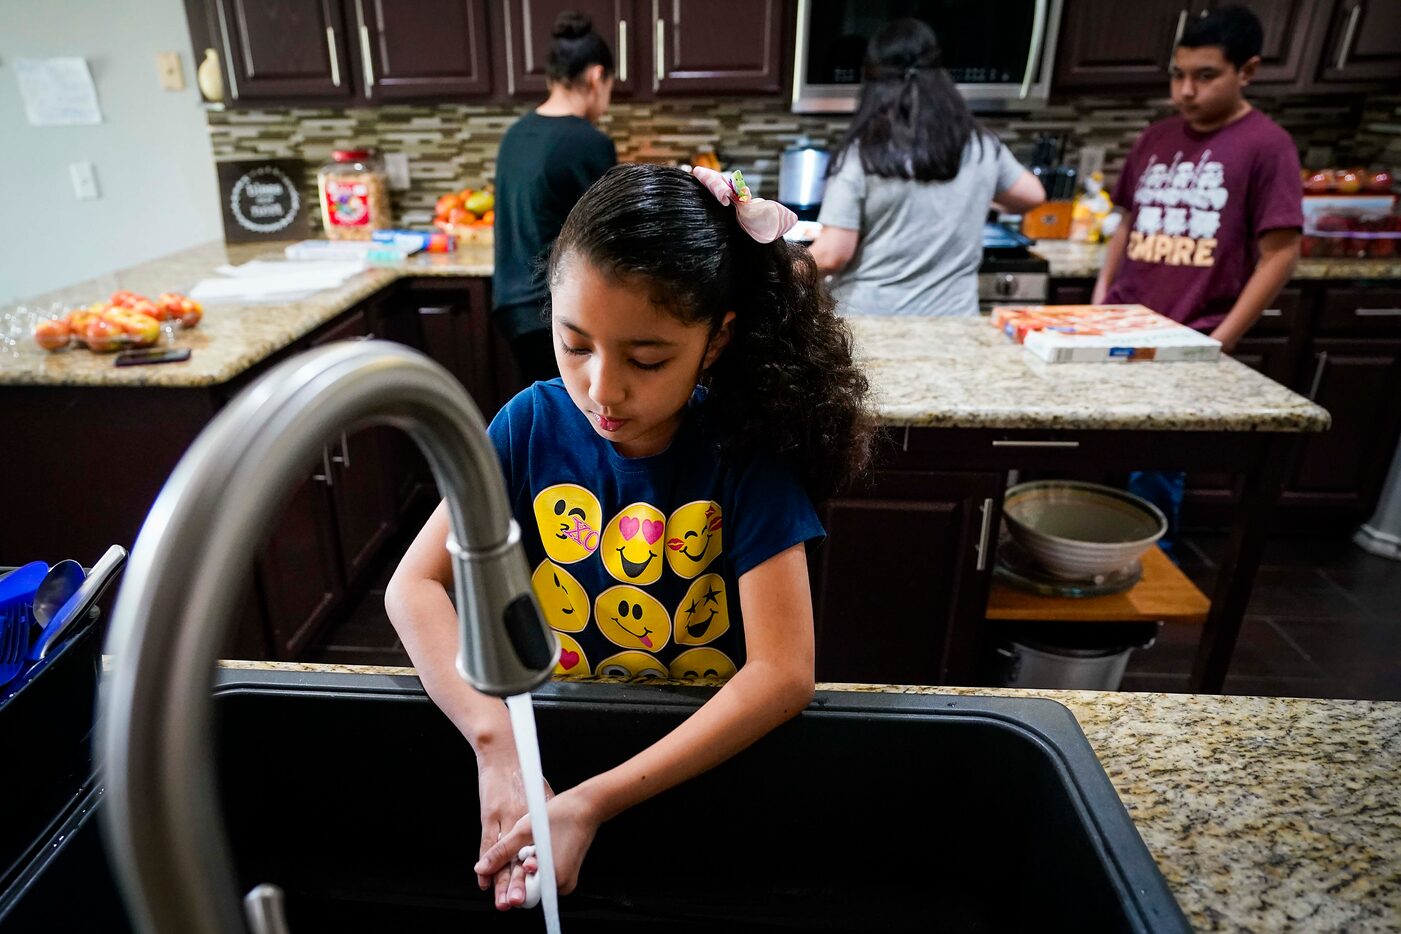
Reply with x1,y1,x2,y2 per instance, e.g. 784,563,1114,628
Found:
809,18,1045,317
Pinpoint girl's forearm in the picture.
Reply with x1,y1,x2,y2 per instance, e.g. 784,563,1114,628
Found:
572,660,813,822
385,578,514,758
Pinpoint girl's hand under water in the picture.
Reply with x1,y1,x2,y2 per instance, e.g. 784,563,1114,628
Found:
476,752,554,909
475,786,603,907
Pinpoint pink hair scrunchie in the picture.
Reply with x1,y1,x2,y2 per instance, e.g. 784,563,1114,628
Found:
689,165,799,245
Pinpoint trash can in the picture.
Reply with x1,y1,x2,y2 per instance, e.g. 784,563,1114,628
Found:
995,622,1159,691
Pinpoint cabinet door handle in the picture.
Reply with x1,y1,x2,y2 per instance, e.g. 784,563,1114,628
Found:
618,19,628,83
1336,3,1362,71
326,27,341,86
1307,351,1329,400
214,0,239,100
1261,308,1283,317
1355,307,1401,317
1019,0,1048,99
991,439,1081,449
655,17,665,86
330,431,351,469
312,446,334,486
1170,9,1189,61
359,23,376,94
974,497,995,572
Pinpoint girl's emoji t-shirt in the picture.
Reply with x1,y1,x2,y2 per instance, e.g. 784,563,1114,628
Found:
488,379,824,682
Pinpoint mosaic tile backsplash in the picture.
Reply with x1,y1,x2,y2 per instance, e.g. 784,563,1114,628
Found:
206,91,1388,233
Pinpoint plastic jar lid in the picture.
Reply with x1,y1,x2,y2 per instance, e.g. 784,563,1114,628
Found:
331,149,372,162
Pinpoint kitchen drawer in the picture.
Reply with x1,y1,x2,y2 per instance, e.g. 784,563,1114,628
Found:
1251,287,1302,335
1318,288,1401,335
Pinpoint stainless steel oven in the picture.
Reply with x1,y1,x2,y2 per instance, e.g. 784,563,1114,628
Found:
792,0,1063,113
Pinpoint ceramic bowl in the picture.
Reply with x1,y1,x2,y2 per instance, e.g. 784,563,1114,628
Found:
1002,481,1166,581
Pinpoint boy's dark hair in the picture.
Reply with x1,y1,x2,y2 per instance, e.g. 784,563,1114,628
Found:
829,17,993,183
547,11,614,85
1178,5,1264,68
549,164,874,499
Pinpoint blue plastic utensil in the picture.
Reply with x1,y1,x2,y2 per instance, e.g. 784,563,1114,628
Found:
0,562,45,684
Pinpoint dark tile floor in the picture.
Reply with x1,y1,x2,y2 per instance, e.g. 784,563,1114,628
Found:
314,532,1401,701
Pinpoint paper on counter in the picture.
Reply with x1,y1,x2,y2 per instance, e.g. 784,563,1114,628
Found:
188,261,366,304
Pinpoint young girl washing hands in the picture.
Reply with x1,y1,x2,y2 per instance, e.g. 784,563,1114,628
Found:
385,162,873,910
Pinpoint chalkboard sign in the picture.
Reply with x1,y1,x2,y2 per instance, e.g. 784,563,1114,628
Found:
216,159,307,243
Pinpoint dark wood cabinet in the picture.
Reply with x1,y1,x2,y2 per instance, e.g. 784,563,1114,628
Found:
810,469,1002,685
1054,0,1199,89
1285,338,1401,514
349,0,492,100
652,0,786,94
255,470,343,658
1315,0,1401,85
1220,0,1325,84
211,0,354,101
506,0,642,98
310,309,399,583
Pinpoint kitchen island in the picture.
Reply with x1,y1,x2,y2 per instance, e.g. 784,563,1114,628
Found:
2,242,1329,689
220,659,1401,934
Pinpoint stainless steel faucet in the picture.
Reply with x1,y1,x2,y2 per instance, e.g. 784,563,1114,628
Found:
96,342,558,933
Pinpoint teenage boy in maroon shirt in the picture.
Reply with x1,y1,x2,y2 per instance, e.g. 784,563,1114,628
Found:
1092,4,1303,556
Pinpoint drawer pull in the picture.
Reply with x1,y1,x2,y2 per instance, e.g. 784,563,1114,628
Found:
1355,308,1401,318
1308,351,1329,400
991,439,1081,449
974,497,994,572
1261,308,1283,317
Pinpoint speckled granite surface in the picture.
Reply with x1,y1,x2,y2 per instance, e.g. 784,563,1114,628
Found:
847,316,1330,432
3,241,1330,434
1032,239,1401,281
0,240,492,389
218,660,1401,932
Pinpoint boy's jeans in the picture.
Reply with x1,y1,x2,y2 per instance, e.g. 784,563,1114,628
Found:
1128,470,1185,561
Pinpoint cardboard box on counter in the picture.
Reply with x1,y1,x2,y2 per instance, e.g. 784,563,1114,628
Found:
992,305,1222,364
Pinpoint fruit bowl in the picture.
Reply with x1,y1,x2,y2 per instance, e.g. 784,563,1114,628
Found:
1002,480,1166,581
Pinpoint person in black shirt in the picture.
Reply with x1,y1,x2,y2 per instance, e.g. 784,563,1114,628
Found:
493,11,618,382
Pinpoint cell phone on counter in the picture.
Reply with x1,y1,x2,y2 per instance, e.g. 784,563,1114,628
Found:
114,347,192,367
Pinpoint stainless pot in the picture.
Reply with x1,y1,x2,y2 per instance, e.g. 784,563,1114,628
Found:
778,144,830,209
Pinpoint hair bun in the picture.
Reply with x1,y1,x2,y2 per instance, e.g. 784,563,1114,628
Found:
552,11,593,40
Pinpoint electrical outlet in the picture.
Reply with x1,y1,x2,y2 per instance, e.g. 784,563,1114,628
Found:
70,162,100,201
156,52,185,91
1077,145,1106,180
384,152,410,191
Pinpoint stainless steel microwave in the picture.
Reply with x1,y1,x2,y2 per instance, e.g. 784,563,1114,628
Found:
791,0,1063,113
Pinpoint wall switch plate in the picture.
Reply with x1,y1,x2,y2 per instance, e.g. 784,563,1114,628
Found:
70,162,100,201
384,152,410,191
156,51,185,91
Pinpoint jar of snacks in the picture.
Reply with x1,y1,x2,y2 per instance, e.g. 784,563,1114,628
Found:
316,149,390,240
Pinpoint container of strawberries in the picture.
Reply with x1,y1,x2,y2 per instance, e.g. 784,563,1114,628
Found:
33,290,203,354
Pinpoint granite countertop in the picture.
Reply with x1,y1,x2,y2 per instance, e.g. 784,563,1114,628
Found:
1032,240,1401,280
847,316,1330,432
3,241,1331,434
0,240,492,389
219,660,1401,932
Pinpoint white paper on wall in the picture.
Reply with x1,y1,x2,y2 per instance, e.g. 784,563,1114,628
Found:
14,57,103,126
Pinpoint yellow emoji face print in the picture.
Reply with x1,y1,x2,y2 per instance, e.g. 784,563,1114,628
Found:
532,484,603,565
595,585,671,653
674,574,730,646
595,650,668,680
531,561,589,632
669,647,737,682
601,502,666,585
553,631,590,677
664,501,723,579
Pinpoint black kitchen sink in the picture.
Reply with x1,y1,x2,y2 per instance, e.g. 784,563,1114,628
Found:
1,668,1188,933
